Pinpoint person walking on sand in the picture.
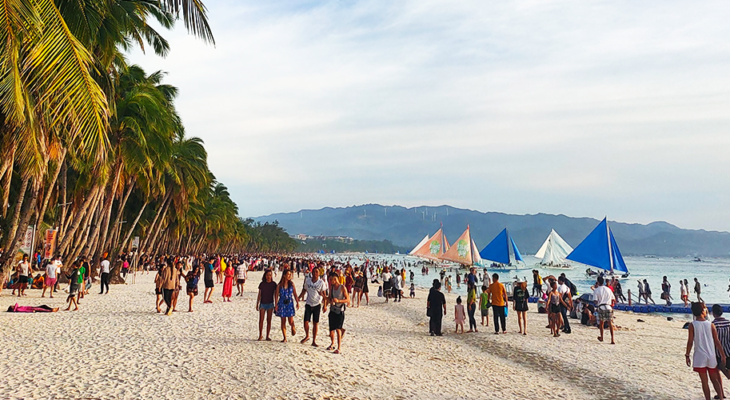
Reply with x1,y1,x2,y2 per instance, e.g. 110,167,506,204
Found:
686,302,726,400
64,262,81,311
327,272,349,354
203,257,215,303
454,296,466,334
274,270,299,343
15,254,30,297
257,270,277,341
42,258,57,298
222,260,234,302
466,283,478,333
513,281,529,335
235,260,248,296
558,276,572,334
185,264,200,312
99,255,110,294
593,276,616,344
299,267,327,347
695,278,704,303
480,285,490,327
427,279,447,336
488,274,508,335
711,304,730,379
547,281,562,337
161,261,179,316
154,263,165,313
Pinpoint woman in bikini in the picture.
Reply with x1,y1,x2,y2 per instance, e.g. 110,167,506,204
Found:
548,281,562,337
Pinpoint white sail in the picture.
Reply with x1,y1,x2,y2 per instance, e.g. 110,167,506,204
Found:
539,229,573,265
409,235,430,255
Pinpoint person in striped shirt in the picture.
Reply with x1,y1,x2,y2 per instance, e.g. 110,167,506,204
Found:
711,304,730,379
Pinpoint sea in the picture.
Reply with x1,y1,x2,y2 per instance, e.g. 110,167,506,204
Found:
317,253,730,305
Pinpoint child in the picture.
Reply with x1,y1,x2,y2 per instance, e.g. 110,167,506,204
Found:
686,302,726,400
409,283,415,298
454,296,465,334
480,285,490,326
64,262,80,311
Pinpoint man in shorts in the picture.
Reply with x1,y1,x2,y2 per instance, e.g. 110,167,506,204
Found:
299,267,327,347
42,259,57,298
203,257,215,303
593,276,616,344
235,260,248,296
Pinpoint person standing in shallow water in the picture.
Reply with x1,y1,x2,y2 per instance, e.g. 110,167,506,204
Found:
427,279,446,336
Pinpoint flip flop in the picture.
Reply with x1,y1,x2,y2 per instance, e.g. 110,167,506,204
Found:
326,345,334,350
333,350,340,354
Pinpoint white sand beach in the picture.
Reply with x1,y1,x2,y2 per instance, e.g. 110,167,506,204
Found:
0,272,702,399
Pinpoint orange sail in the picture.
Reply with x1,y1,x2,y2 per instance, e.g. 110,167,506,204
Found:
440,226,475,265
412,228,449,261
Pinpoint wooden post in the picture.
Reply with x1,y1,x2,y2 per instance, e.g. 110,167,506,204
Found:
628,289,632,306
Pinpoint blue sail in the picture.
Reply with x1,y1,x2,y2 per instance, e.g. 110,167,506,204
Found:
566,218,612,271
609,231,629,273
510,237,524,262
479,228,510,264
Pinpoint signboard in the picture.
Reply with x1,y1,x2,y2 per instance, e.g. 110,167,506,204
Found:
132,236,140,249
19,225,34,255
44,229,57,259
13,225,35,264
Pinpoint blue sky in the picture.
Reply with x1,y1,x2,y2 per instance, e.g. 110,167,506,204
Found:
130,0,730,231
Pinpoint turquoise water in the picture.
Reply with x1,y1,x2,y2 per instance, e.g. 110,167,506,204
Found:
322,254,730,304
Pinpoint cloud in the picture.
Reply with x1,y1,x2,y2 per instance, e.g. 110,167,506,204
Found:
129,0,730,231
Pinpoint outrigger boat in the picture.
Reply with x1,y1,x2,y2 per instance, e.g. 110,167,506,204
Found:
567,218,630,280
534,229,573,269
478,228,529,272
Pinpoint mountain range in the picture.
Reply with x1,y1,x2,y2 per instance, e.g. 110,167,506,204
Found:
253,204,730,257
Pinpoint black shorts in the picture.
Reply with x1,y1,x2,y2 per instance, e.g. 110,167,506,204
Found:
304,304,321,323
204,279,214,288
328,311,345,331
550,304,561,313
237,279,245,284
515,301,528,312
155,288,162,295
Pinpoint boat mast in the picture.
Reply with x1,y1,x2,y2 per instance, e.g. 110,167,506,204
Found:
606,218,614,274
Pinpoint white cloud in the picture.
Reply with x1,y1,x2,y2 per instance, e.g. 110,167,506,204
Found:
129,0,730,231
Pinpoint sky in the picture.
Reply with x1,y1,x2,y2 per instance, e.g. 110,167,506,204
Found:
129,0,730,232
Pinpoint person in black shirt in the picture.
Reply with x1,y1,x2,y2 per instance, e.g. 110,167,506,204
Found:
427,279,446,336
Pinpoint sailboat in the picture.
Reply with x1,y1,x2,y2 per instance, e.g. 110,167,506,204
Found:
410,226,450,262
534,229,574,269
479,228,527,271
408,235,430,256
566,218,630,279
439,225,482,267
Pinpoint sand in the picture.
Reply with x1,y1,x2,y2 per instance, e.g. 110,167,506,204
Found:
0,271,704,399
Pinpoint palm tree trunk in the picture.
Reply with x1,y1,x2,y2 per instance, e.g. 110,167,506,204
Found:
96,159,123,258
5,175,30,247
58,161,67,233
57,184,102,256
35,148,67,230
107,178,135,249
1,179,38,273
119,200,148,251
140,192,170,252
1,146,16,218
